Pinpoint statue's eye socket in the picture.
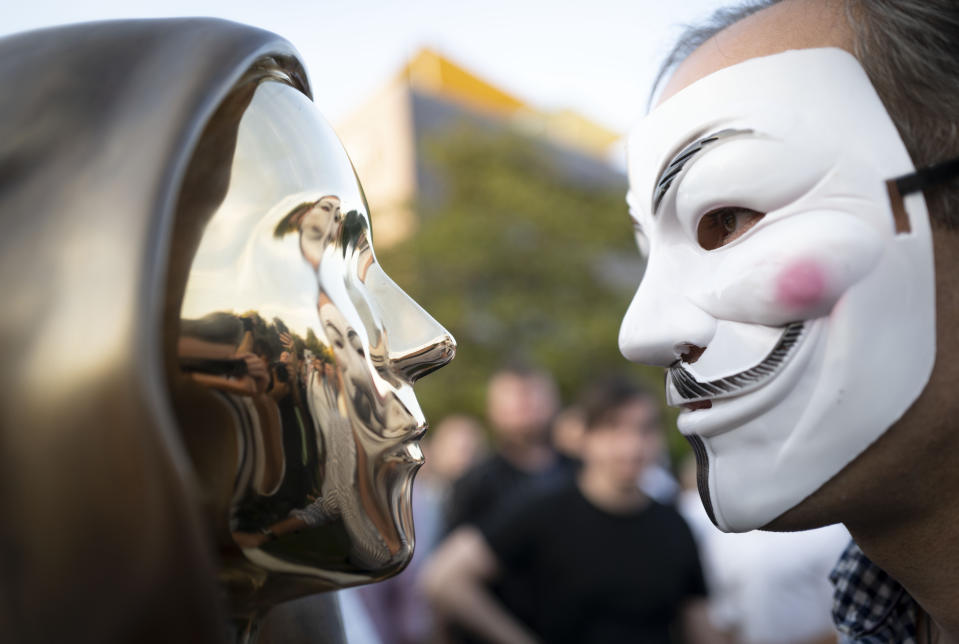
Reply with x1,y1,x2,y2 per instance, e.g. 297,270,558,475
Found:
697,207,765,250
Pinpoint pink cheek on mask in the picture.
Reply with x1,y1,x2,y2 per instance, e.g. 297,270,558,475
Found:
776,260,826,312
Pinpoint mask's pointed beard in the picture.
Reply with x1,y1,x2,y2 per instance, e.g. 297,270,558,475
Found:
668,322,806,405
686,434,717,527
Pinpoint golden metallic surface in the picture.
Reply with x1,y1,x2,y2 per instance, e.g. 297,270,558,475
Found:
0,18,448,641
0,19,315,644
169,78,455,624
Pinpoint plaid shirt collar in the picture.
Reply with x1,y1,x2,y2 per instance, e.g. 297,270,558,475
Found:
831,539,919,643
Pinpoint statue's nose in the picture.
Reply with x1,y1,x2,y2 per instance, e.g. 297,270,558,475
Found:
373,276,455,382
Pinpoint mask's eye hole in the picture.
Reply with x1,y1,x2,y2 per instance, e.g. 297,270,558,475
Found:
697,207,765,250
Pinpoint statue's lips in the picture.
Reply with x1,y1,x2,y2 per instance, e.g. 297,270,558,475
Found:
392,442,425,465
410,423,428,441
397,427,427,466
378,424,428,465
666,321,807,408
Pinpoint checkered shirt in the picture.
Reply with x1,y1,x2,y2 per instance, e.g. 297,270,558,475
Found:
831,539,919,643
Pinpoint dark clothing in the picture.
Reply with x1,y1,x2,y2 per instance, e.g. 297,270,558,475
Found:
445,452,569,532
444,451,571,644
831,540,918,643
479,479,707,644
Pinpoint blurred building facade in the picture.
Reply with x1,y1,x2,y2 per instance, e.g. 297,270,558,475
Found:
336,47,625,248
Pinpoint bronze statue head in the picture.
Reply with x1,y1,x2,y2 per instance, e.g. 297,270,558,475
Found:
0,19,453,643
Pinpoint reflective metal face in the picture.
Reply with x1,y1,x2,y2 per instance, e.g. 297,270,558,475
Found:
619,49,935,532
175,80,454,599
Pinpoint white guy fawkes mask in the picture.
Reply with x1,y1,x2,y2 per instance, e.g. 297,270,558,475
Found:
619,48,936,532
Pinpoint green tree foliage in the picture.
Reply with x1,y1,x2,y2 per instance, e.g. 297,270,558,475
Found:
377,127,686,459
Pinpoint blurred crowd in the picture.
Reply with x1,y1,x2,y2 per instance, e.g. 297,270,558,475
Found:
337,366,849,644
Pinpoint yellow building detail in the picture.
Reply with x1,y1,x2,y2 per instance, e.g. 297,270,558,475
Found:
404,47,527,118
337,47,622,248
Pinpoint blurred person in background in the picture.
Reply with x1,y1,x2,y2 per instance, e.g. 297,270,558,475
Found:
550,404,587,470
438,416,487,473
357,415,486,644
640,454,681,506
677,457,848,644
553,402,679,504
422,377,720,644
418,415,490,548
427,366,564,643
444,365,565,532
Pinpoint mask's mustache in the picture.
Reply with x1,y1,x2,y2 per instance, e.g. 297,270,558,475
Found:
667,322,806,405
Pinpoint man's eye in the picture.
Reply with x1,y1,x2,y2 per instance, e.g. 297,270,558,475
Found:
697,207,765,250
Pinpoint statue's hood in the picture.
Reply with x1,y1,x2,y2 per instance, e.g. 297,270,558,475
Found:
0,19,310,643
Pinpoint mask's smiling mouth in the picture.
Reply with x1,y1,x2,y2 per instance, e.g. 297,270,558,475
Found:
667,322,807,408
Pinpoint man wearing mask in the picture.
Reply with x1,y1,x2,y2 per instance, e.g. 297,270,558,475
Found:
618,1,959,641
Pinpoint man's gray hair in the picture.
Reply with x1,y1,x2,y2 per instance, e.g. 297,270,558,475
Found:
658,0,959,228
849,0,959,228
650,1,780,108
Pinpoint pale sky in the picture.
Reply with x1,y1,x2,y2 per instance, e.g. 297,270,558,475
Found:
3,0,733,136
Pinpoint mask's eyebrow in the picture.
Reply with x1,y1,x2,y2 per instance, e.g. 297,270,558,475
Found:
652,128,753,214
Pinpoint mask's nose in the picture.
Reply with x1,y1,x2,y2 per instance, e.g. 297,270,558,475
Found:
368,270,455,382
619,268,716,368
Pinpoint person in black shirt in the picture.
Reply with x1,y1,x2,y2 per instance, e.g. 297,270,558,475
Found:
423,377,720,643
445,366,565,532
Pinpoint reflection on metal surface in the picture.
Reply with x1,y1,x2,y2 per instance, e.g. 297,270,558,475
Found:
172,78,454,620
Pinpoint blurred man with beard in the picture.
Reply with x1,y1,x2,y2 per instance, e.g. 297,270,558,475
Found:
444,366,564,532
